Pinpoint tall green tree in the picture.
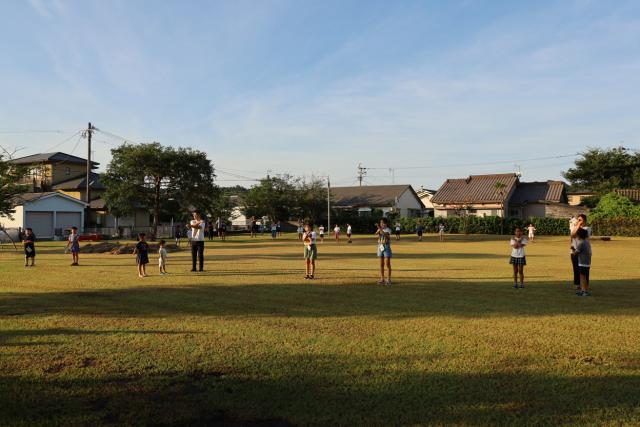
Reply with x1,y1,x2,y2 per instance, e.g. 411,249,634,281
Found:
0,151,28,218
563,147,640,193
242,175,299,222
102,143,216,238
297,177,328,224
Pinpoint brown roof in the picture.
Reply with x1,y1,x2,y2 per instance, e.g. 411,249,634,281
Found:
11,152,99,168
331,185,424,208
431,173,519,204
614,189,640,202
510,181,567,205
52,172,105,191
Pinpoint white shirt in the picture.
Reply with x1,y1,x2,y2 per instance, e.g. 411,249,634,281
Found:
303,231,317,245
190,219,205,241
438,225,445,233
510,237,528,258
347,226,352,234
158,247,167,264
527,226,535,235
319,226,325,234
570,225,591,250
334,226,340,233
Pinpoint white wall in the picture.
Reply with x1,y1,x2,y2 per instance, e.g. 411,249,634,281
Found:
397,189,423,217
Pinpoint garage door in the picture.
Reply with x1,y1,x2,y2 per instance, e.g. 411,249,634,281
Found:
25,211,54,238
56,211,82,231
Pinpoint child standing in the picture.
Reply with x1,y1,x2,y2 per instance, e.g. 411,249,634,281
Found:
158,239,168,275
509,228,528,288
22,228,36,267
573,227,592,297
438,223,445,242
271,222,277,239
318,225,325,243
133,233,150,278
394,222,401,240
174,225,182,247
527,223,536,242
346,223,352,243
334,224,341,242
302,222,317,280
65,226,80,266
297,224,304,240
416,222,424,242
376,218,393,285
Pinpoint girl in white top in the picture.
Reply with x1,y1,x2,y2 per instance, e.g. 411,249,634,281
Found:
346,224,352,243
334,224,341,242
318,225,325,243
509,228,528,288
527,223,536,241
158,240,168,275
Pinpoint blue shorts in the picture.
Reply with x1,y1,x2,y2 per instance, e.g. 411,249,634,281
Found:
71,245,80,254
377,245,392,258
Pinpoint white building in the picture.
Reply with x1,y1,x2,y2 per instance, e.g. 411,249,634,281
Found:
0,192,88,239
331,185,425,217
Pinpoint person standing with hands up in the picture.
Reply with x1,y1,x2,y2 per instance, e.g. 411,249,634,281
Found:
376,218,393,286
187,211,206,272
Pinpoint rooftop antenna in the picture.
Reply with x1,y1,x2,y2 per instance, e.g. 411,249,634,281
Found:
515,164,522,178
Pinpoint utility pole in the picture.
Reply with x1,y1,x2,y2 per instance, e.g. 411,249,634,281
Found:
82,122,95,229
357,163,367,186
327,176,331,231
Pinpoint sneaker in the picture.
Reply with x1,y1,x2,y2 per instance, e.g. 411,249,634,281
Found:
304,275,309,280
377,279,385,285
309,275,315,280
519,284,525,289
385,279,392,286
576,290,582,295
190,269,197,272
581,291,591,297
513,284,519,289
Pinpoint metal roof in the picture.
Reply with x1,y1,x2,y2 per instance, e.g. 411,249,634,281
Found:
614,189,640,202
331,185,424,208
509,181,567,205
11,152,99,167
431,174,519,204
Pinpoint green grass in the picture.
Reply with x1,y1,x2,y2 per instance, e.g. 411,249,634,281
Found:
1,234,639,426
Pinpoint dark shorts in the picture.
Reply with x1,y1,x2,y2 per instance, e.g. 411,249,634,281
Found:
24,246,36,258
510,256,526,266
136,253,149,265
417,231,423,236
579,266,590,282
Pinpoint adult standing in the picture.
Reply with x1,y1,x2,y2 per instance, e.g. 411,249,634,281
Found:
188,211,206,272
570,214,589,289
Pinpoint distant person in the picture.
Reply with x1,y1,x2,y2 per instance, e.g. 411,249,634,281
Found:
394,222,401,240
271,222,277,239
158,239,168,275
174,225,182,247
334,224,341,242
187,211,206,272
346,223,352,243
297,224,304,240
438,223,445,242
133,232,149,278
302,222,317,280
509,227,528,289
573,227,592,297
22,227,36,267
276,221,282,237
250,216,257,238
65,226,81,266
376,218,393,285
416,222,424,242
207,221,215,241
527,223,536,242
318,225,325,243
219,219,227,241
570,214,590,290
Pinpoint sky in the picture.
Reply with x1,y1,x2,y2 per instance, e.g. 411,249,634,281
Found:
1,0,639,189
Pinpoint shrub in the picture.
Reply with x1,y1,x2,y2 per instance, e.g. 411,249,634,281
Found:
590,192,640,221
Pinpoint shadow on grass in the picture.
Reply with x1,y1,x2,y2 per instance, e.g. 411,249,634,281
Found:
1,361,638,426
1,279,638,318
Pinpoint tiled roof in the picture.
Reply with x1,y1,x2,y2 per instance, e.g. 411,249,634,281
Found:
331,185,423,208
52,172,105,191
11,152,99,167
614,189,640,202
11,192,88,206
510,181,567,205
431,174,519,204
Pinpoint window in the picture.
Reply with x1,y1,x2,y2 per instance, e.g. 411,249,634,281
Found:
65,167,71,176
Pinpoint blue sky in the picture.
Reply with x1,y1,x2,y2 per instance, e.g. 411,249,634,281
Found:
1,0,639,188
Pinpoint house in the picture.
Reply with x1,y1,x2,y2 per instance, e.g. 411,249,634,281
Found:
330,185,425,217
10,152,151,230
431,173,519,217
614,189,640,203
432,173,581,219
0,192,88,238
416,187,437,216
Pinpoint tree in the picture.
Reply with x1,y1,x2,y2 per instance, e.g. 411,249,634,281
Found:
297,177,328,224
590,192,640,221
563,147,640,193
0,149,28,218
242,175,298,222
102,143,216,238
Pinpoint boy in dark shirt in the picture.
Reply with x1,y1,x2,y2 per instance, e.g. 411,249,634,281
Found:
133,233,150,278
22,228,36,267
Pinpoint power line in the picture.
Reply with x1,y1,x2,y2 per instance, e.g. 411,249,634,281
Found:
0,129,77,134
41,130,82,152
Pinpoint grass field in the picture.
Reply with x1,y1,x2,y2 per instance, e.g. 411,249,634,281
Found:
1,233,639,426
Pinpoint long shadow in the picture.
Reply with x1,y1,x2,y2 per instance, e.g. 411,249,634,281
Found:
210,252,507,261
1,358,638,425
0,328,195,347
1,279,638,319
